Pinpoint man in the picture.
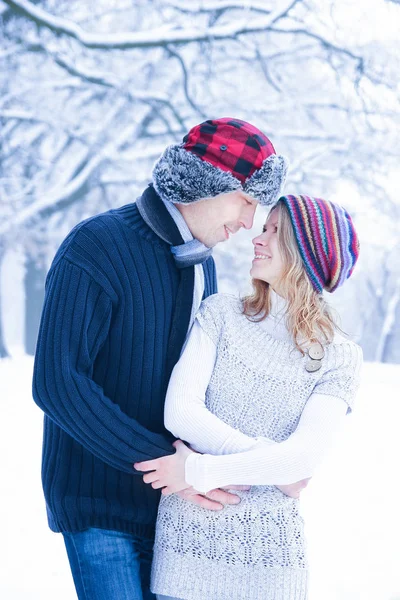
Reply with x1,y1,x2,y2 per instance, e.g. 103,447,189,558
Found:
33,117,299,599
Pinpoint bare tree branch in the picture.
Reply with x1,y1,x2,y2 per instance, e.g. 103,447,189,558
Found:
0,109,53,123
272,130,342,141
0,79,82,109
167,1,274,15
287,143,348,180
2,32,188,131
0,106,155,237
269,25,396,90
166,47,207,118
255,47,282,92
0,106,110,146
3,0,301,49
270,26,366,70
0,43,21,58
48,51,187,129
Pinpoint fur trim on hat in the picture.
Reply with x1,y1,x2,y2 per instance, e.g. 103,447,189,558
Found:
152,144,241,205
152,144,289,205
244,154,289,207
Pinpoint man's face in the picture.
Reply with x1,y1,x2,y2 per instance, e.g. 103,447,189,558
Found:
186,190,258,248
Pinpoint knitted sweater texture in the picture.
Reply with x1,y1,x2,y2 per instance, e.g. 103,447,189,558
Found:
32,202,217,535
151,293,362,600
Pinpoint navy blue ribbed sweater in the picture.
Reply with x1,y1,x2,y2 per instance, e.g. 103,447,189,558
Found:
32,202,217,536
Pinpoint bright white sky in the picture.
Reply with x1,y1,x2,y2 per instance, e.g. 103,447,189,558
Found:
302,0,400,44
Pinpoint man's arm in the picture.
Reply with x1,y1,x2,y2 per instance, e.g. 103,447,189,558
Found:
33,257,175,474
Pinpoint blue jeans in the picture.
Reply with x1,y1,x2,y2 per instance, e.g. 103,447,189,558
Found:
63,527,156,600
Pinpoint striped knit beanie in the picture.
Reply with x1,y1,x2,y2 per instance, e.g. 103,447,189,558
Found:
279,195,360,293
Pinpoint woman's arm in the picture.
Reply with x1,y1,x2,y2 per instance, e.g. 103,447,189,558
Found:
136,338,362,495
136,390,348,495
184,392,347,492
182,340,363,493
164,319,276,456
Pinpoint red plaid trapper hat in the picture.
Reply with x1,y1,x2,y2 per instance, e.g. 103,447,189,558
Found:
183,118,276,185
152,117,288,206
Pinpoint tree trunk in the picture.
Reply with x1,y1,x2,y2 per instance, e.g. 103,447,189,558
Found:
375,277,400,364
24,254,46,356
0,248,10,358
0,300,9,358
381,288,400,364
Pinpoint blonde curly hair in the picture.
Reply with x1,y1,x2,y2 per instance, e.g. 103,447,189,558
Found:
242,200,340,354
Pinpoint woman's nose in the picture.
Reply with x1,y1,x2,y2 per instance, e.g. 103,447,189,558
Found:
252,233,267,246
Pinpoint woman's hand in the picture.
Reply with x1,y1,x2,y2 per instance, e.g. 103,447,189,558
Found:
276,478,311,499
134,440,195,495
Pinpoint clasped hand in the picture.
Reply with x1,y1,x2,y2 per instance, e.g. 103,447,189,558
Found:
134,440,309,511
135,441,241,511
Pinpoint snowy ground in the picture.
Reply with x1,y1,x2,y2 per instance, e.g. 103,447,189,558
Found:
1,356,400,600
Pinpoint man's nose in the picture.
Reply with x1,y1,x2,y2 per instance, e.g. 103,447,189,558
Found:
242,205,257,230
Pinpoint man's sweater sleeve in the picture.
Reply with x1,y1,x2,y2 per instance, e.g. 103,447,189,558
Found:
32,257,174,474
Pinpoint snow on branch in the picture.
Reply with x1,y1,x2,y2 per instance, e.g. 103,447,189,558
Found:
0,109,52,123
269,26,365,71
3,0,300,49
166,47,206,118
0,79,81,110
0,108,154,237
167,1,274,15
3,35,187,130
49,52,171,103
274,130,342,141
49,53,188,129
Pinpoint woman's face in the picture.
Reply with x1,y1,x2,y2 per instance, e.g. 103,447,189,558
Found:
250,208,284,290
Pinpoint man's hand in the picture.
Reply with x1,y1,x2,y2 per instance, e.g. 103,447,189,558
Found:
135,441,310,502
135,440,245,510
135,440,191,494
276,478,311,499
133,440,248,510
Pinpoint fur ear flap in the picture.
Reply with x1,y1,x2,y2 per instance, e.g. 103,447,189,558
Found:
244,155,289,206
152,145,241,204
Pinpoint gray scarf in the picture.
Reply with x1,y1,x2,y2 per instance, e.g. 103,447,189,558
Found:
136,185,212,268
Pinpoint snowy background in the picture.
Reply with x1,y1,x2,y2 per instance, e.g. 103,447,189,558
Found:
1,0,400,598
2,357,400,599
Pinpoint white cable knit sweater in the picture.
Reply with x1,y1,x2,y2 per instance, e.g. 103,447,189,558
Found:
151,293,363,600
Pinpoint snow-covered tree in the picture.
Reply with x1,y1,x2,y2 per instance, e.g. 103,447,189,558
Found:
0,0,399,359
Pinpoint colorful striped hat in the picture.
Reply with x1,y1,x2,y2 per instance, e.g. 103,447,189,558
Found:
279,195,360,293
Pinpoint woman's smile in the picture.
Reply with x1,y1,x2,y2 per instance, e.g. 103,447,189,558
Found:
253,253,271,261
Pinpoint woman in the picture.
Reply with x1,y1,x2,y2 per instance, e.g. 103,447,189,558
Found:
135,194,363,600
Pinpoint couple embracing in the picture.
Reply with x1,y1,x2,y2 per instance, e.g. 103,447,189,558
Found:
33,117,362,600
